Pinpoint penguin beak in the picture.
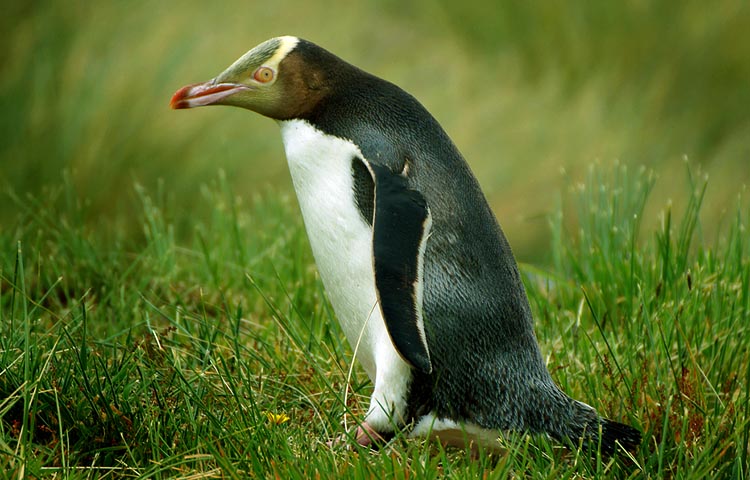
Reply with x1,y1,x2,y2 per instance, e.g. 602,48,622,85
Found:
170,81,251,109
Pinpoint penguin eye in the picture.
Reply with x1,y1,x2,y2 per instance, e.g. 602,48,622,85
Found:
253,66,275,83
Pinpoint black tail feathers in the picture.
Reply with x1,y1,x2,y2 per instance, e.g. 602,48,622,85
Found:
596,418,641,457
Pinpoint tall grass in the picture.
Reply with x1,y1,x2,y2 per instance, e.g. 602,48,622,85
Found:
1,164,748,478
526,163,749,478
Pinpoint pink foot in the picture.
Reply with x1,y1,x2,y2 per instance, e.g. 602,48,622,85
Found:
327,421,389,449
354,422,387,447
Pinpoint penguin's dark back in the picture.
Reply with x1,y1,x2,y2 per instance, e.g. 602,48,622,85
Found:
297,45,558,427
304,66,536,337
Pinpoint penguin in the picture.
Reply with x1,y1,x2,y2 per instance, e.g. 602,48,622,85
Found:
170,36,641,456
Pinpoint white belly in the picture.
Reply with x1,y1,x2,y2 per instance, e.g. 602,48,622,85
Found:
279,119,385,380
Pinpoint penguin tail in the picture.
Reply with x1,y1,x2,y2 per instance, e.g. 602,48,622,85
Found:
596,418,641,457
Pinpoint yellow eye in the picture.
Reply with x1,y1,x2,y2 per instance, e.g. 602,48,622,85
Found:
253,66,275,83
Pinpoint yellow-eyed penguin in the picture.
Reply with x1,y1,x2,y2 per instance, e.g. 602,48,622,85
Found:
170,36,641,456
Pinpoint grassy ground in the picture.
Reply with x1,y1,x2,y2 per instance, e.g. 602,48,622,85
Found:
1,164,748,478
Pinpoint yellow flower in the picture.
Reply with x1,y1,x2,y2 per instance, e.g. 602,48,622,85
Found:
265,411,290,426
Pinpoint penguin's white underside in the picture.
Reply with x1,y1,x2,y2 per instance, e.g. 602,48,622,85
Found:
280,119,385,376
278,119,497,442
279,119,412,430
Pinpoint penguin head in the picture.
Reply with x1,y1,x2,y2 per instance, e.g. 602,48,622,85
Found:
170,36,337,120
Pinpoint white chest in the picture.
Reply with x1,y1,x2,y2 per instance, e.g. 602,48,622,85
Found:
278,119,385,379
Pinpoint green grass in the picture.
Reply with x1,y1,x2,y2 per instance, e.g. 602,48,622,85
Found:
1,164,748,478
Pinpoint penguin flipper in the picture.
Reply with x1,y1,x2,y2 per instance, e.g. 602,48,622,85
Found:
360,159,433,374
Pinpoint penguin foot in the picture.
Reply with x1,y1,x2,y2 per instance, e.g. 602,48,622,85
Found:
327,422,394,449
354,422,388,447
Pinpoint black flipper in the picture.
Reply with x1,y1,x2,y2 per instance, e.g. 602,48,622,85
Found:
358,158,433,374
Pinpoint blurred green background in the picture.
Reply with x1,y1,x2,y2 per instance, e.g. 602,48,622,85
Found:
3,0,748,261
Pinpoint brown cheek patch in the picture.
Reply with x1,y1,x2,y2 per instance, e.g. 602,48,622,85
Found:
275,53,327,120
